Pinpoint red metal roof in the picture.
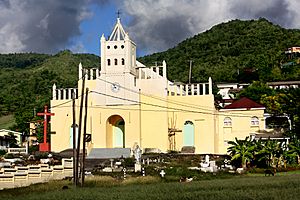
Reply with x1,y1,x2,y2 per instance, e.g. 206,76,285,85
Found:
223,97,265,110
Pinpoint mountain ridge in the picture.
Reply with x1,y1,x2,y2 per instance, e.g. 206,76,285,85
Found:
1,18,300,132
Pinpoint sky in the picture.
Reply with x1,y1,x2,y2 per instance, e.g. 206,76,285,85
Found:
0,0,300,57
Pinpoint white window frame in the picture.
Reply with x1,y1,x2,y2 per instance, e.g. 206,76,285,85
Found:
251,116,259,126
224,117,232,127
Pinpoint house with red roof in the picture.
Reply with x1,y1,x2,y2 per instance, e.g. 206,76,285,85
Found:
217,97,266,153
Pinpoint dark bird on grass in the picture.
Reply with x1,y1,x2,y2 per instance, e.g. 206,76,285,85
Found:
62,185,69,190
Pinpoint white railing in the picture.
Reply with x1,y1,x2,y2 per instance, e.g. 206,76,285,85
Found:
7,147,28,154
168,77,213,96
52,87,78,100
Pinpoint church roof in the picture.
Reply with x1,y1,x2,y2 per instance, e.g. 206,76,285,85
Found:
109,18,127,41
223,97,265,110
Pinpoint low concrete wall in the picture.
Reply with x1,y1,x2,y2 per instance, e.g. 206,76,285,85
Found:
0,158,73,189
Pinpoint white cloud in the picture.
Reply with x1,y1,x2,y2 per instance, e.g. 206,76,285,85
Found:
0,0,299,54
118,0,300,54
0,0,94,53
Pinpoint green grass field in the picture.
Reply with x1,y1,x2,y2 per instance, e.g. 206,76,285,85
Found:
0,114,15,129
1,174,300,200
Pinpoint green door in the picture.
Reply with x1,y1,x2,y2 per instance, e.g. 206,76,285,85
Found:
114,120,125,148
183,121,194,146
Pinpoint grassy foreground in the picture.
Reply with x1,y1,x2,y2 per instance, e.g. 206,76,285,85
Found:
1,174,300,200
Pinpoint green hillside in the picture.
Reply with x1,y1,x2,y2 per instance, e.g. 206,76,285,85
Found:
0,50,99,131
1,18,300,133
139,18,300,83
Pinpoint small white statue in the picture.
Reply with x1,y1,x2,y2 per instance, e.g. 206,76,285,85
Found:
134,145,142,164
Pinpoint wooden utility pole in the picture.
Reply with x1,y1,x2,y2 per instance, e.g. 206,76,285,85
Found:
81,87,89,187
72,90,77,186
76,68,86,186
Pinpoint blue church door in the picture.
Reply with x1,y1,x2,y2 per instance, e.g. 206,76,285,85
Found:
183,121,194,146
114,120,125,148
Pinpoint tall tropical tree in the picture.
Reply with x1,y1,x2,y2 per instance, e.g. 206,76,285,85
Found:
256,139,283,167
288,138,300,164
227,137,255,169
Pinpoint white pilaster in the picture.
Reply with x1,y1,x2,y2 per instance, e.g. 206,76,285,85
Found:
209,77,212,95
57,89,61,100
179,85,183,96
191,84,195,96
68,89,72,99
79,62,83,79
162,60,167,78
156,67,160,77
52,84,56,100
139,68,142,79
185,85,188,96
96,68,99,78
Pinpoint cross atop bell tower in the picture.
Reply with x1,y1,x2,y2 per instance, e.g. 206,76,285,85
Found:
116,10,121,19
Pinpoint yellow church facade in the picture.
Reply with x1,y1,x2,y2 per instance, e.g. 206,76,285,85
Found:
50,18,265,155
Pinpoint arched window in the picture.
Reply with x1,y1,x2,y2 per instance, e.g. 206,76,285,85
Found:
224,117,232,127
107,59,111,66
121,58,125,65
183,121,194,146
114,59,118,65
251,116,259,126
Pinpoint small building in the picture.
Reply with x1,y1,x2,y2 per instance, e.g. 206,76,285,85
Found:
285,47,300,54
0,129,22,149
218,97,265,153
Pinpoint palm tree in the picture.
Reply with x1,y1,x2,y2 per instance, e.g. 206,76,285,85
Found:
256,139,283,168
288,139,300,164
227,137,255,169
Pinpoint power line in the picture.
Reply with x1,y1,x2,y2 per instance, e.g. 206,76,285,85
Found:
96,77,217,112
88,90,262,118
51,88,264,118
95,77,262,117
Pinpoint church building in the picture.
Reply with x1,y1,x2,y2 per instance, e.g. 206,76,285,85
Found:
50,18,266,155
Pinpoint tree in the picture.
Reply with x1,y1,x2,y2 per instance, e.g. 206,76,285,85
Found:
280,89,300,137
237,81,275,102
256,139,283,168
227,137,255,169
287,139,300,164
260,93,286,115
7,133,19,148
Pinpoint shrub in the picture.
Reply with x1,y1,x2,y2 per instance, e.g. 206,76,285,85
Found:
0,149,7,156
28,145,39,154
123,157,135,167
4,153,15,159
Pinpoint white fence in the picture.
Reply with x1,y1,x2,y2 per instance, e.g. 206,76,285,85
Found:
7,147,28,154
0,158,73,189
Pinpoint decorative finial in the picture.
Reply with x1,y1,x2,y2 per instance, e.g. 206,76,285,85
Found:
116,10,121,19
101,33,105,41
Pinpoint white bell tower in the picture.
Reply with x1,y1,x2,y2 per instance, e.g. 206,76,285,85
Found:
96,17,139,106
100,17,137,75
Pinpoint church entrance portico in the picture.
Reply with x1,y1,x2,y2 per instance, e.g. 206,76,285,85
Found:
106,115,125,148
